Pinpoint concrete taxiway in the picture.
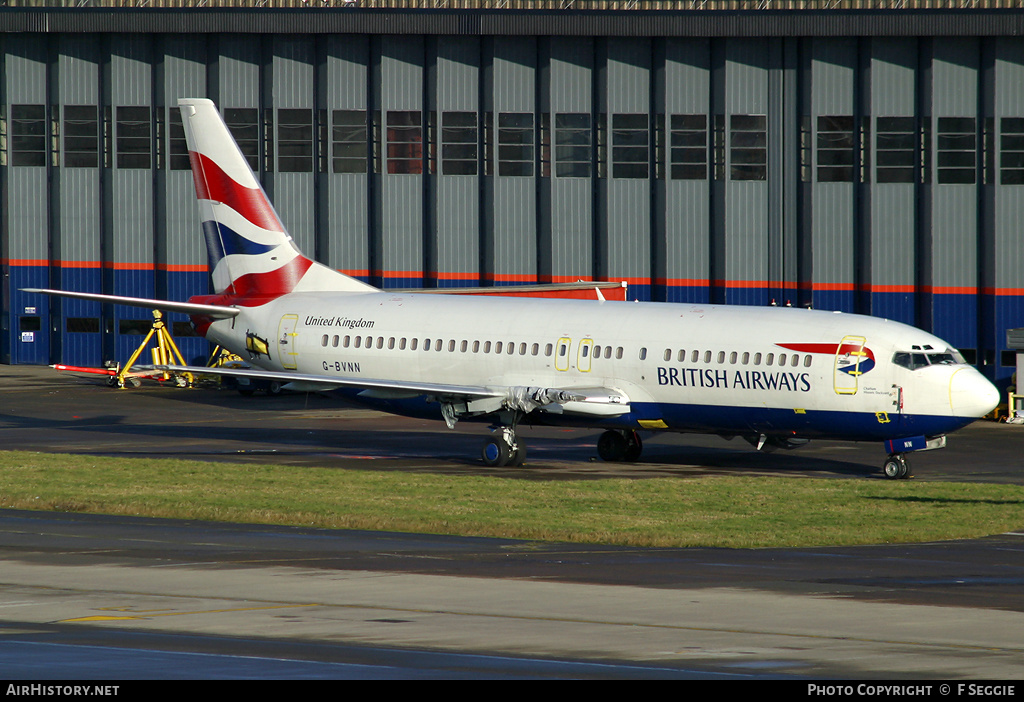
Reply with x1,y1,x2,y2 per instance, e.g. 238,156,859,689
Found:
0,365,1022,678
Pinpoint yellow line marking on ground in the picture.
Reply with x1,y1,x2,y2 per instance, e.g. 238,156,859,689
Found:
60,603,319,623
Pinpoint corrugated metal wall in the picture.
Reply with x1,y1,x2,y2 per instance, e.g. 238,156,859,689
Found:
2,30,1023,385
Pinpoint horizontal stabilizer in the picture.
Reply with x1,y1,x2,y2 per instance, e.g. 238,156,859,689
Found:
21,288,240,319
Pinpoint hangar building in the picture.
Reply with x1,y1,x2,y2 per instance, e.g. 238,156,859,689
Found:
1,2,1022,386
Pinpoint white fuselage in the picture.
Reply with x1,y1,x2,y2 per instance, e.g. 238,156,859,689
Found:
203,291,998,443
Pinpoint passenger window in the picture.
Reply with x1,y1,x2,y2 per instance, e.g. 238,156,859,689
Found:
344,335,351,348
766,353,774,365
703,351,711,363
778,353,787,366
753,353,761,365
531,343,539,356
639,347,647,361
333,335,340,347
742,352,749,364
495,341,503,354
803,354,811,367
691,350,699,363
717,351,725,364
664,349,672,362
321,335,328,347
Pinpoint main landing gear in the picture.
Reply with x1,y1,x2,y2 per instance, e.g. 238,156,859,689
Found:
481,426,527,467
883,453,912,480
597,429,643,462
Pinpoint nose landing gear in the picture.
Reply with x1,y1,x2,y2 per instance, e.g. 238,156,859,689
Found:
883,453,911,480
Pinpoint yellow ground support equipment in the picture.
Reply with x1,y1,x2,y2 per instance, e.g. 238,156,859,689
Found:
112,310,193,389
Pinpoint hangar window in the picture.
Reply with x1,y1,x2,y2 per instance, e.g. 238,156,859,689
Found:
224,108,260,172
441,111,477,176
9,104,47,167
64,105,99,169
1000,118,1024,185
730,115,766,181
116,107,151,170
386,110,423,175
66,317,100,334
276,109,313,173
611,114,648,179
332,110,368,174
554,113,591,178
497,113,533,177
817,116,855,183
875,117,916,184
937,117,976,185
166,107,190,171
669,114,707,180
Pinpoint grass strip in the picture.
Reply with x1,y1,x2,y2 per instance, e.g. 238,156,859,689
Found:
0,450,1022,548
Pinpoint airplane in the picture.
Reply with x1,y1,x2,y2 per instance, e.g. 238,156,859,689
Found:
25,97,1001,479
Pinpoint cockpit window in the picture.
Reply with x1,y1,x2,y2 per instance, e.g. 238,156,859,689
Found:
892,347,965,370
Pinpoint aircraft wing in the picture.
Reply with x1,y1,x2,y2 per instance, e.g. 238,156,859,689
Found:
21,288,240,319
158,364,631,420
159,363,502,399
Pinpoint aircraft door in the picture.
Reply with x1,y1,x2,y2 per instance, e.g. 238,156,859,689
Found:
577,339,593,373
555,338,571,372
833,335,867,395
278,314,299,370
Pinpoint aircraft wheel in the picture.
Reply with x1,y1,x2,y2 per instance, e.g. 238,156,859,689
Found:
624,430,643,462
508,442,527,467
267,381,283,396
883,454,910,480
481,436,513,467
597,430,628,462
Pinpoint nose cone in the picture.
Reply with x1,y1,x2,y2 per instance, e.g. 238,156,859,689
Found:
949,367,1000,419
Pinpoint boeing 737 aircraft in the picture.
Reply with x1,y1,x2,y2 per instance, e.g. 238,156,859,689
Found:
26,98,1001,479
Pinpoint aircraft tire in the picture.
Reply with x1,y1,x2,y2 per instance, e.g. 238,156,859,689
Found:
883,454,910,480
597,430,628,462
508,442,527,467
624,431,643,462
481,436,512,467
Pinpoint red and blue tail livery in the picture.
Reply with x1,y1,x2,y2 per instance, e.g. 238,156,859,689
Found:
178,98,375,302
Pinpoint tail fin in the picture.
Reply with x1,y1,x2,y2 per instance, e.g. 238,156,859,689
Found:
178,98,377,299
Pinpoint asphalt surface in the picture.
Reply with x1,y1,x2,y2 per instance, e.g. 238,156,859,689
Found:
0,365,1023,679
